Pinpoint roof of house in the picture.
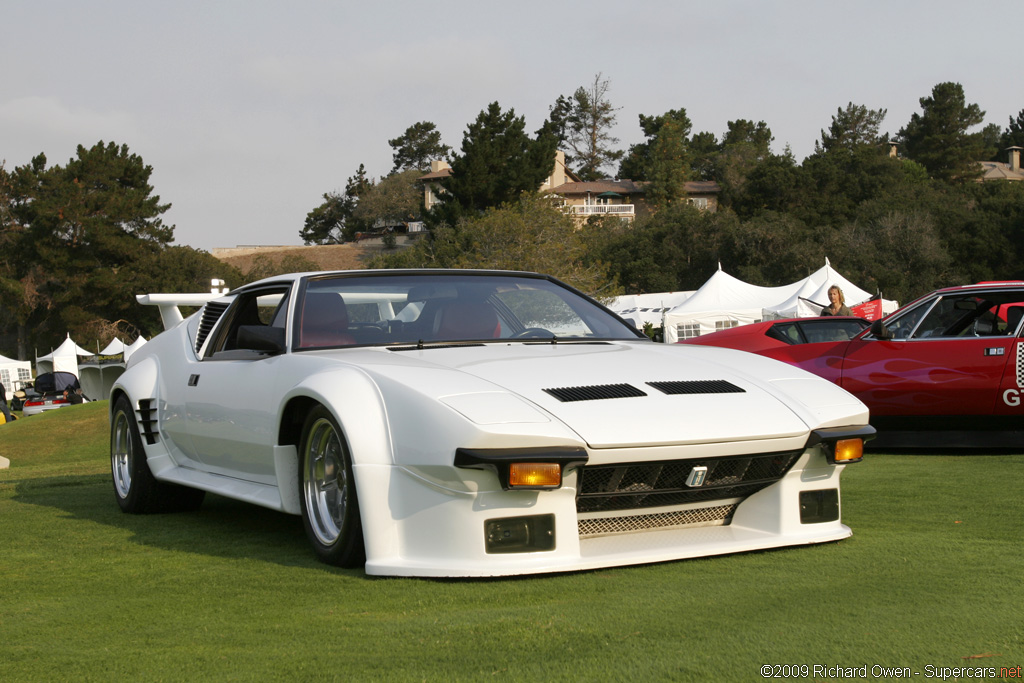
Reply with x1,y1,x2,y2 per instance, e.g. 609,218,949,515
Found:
420,167,452,181
547,179,721,196
548,180,645,196
979,161,1024,182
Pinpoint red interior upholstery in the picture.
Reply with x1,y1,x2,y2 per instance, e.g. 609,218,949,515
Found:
300,292,356,347
435,301,501,340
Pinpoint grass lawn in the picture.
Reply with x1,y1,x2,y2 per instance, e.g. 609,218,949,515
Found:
1,401,1022,681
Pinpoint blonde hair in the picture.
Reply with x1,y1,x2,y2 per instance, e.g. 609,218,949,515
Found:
827,285,845,305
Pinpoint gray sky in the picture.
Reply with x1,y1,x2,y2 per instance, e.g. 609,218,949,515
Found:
4,1,1021,252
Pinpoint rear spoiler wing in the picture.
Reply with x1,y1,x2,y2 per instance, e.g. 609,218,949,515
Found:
136,293,225,331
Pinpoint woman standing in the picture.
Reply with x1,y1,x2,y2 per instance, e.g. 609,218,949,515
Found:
820,285,852,316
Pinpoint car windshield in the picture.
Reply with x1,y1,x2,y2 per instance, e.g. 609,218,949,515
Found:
294,272,639,349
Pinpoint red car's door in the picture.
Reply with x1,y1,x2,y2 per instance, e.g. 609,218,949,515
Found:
838,291,1024,417
995,338,1024,415
839,337,1013,416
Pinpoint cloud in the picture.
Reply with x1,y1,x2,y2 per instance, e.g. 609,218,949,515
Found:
0,96,141,165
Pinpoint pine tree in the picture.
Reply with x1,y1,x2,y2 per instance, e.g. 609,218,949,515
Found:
428,102,556,228
898,82,986,182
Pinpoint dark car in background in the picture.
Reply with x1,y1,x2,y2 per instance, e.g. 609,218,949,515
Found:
19,371,86,416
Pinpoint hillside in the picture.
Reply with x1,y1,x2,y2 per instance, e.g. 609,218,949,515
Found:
210,242,389,273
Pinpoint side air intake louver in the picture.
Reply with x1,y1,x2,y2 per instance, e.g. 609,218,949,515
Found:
647,380,745,395
543,384,647,402
136,398,159,445
195,301,229,354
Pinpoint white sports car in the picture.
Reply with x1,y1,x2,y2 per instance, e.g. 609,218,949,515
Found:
111,269,873,577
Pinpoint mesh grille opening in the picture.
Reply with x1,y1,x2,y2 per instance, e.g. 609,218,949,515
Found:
579,504,738,537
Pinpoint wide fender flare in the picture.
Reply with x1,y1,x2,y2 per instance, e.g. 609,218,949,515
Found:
284,366,394,467
284,366,401,561
110,355,160,416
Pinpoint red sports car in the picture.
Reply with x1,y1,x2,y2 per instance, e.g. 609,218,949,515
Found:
681,283,1024,448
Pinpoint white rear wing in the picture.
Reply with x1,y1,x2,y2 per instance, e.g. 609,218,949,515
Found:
136,293,225,331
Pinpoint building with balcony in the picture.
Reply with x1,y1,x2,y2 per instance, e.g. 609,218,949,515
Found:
420,151,720,221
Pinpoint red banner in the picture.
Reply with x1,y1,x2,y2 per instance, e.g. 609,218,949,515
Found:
851,299,883,321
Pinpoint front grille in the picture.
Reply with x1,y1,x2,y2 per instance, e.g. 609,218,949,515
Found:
543,383,647,402
579,504,738,537
576,450,802,514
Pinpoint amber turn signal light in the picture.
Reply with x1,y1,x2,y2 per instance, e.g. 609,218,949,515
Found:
832,438,864,463
508,463,562,488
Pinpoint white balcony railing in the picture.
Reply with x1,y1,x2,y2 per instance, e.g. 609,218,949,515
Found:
569,204,635,216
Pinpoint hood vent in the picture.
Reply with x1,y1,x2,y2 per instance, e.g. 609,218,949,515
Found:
543,383,647,403
647,380,745,395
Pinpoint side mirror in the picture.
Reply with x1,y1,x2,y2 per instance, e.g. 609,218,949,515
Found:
870,319,893,341
237,325,286,354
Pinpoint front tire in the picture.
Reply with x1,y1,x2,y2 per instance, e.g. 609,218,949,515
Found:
110,395,205,513
299,405,364,567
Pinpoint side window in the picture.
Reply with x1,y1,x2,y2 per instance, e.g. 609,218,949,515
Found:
884,299,937,340
912,296,988,339
204,288,290,359
768,322,803,345
799,320,867,343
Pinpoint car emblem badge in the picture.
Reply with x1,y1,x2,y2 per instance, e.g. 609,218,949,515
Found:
686,466,708,487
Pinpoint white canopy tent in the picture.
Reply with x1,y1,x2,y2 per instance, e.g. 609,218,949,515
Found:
609,291,694,329
125,336,148,359
1,353,33,401
761,262,872,320
35,335,94,376
662,268,814,343
661,261,895,343
79,338,139,400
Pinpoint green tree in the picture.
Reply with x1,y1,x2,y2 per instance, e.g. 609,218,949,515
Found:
688,131,720,181
300,164,370,244
1001,110,1024,150
815,103,887,154
5,142,176,351
643,117,693,209
598,203,734,293
718,211,818,286
722,119,773,156
730,150,804,219
427,102,557,228
898,82,987,182
564,73,624,181
352,168,423,229
388,121,451,173
618,108,693,182
546,94,574,165
714,120,774,209
373,194,619,297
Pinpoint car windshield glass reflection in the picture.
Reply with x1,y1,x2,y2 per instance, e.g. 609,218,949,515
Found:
295,273,638,349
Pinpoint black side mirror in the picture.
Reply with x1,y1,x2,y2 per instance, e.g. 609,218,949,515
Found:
236,325,286,354
870,319,893,341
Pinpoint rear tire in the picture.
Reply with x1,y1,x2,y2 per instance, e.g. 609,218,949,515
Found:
110,395,205,513
298,405,364,567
